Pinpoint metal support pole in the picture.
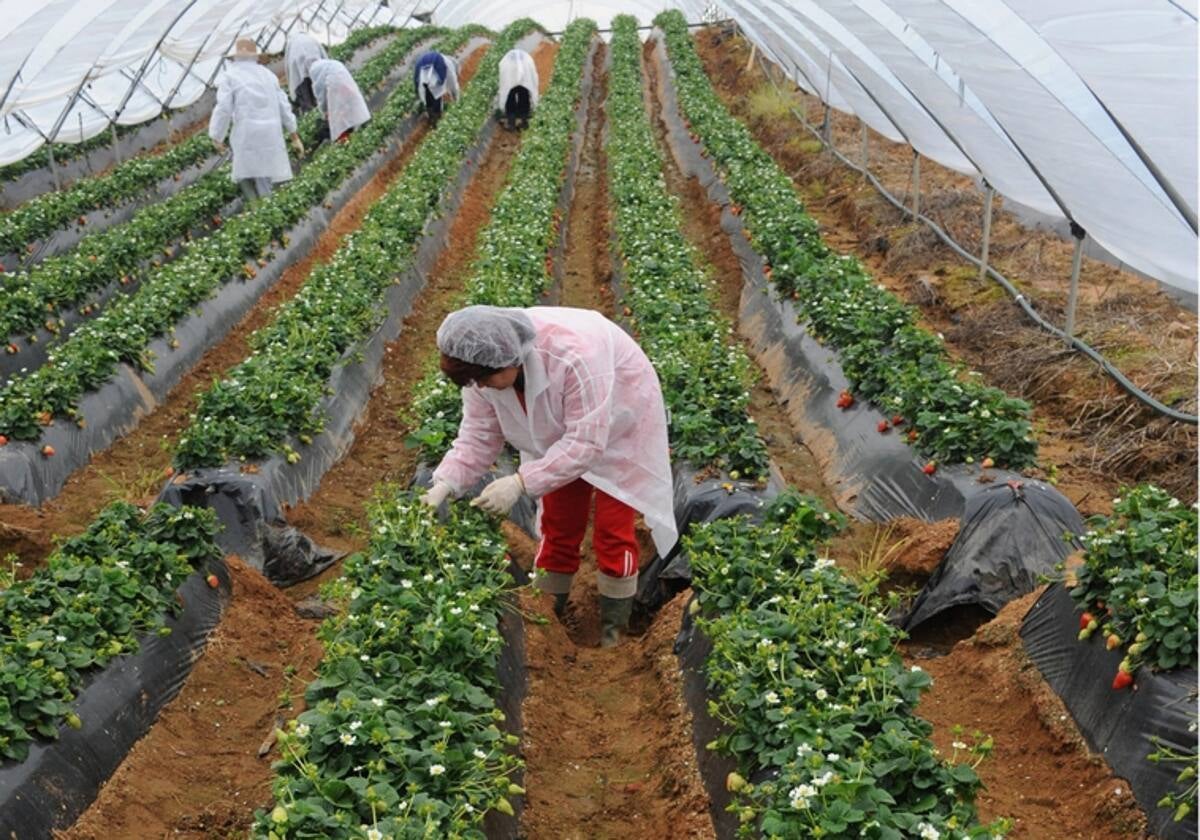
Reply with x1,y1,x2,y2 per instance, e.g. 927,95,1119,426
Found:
820,103,830,144
1064,223,1086,342
47,143,60,191
978,182,994,282
860,120,868,171
111,122,121,164
911,152,921,218
744,42,757,74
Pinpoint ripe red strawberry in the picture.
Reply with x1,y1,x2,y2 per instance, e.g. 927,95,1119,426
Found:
1080,611,1095,630
922,462,936,476
41,444,55,457
0,434,7,446
907,429,918,443
877,420,889,433
1112,670,1134,690
891,415,904,426
206,573,220,589
5,343,17,355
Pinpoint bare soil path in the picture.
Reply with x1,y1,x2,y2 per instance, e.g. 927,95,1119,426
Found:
515,44,714,839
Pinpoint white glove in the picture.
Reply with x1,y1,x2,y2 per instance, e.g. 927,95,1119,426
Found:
420,481,453,508
471,473,525,515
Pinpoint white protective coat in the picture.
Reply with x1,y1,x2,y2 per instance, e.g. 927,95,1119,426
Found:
309,58,371,139
415,54,460,105
284,32,326,99
432,307,679,557
496,48,539,113
209,60,297,183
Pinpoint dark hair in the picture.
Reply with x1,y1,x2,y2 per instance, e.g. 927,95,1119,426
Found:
440,353,501,387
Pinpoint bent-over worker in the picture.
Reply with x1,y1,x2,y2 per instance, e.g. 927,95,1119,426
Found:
285,32,327,114
309,58,371,143
496,48,538,130
209,38,303,202
413,50,460,125
421,306,678,648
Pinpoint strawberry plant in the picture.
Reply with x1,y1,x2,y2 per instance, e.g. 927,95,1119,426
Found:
0,501,222,761
174,22,539,470
654,11,1036,470
252,493,523,839
602,15,768,479
1067,485,1198,675
686,490,1009,838
0,28,439,346
0,27,467,443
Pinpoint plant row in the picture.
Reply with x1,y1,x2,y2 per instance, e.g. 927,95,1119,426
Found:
1068,484,1197,677
252,494,523,839
0,27,475,442
0,26,398,188
406,21,599,461
605,15,767,479
654,11,1036,470
254,24,603,835
0,27,438,344
173,22,526,469
0,501,223,761
0,26,402,256
685,492,1008,838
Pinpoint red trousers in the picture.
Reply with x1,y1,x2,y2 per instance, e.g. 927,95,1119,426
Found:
535,478,639,588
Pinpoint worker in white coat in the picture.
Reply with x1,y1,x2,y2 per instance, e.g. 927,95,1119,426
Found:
209,38,303,201
421,306,677,647
285,32,327,113
413,50,460,125
496,48,539,130
308,58,371,143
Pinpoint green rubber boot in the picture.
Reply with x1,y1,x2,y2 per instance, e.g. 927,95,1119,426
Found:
599,596,633,649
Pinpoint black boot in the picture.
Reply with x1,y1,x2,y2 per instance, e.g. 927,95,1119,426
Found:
553,591,569,619
599,596,632,648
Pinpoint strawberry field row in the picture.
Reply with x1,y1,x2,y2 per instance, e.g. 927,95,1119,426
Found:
655,11,1036,471
605,14,1004,838
0,27,479,444
0,501,223,762
0,28,440,349
173,24,520,470
0,27,402,258
253,21,601,838
606,15,767,480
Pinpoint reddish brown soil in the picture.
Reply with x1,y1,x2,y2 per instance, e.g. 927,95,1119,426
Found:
282,42,557,592
58,557,326,840
507,527,714,840
694,29,1197,511
0,121,432,573
908,590,1149,838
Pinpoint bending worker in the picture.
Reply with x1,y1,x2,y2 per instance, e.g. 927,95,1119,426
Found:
308,58,371,143
413,50,460,124
285,31,326,114
210,38,303,201
421,306,678,648
496,48,538,130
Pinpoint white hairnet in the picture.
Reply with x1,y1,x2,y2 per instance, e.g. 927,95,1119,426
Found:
436,306,536,368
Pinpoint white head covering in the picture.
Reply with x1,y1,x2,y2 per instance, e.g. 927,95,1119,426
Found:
436,306,536,367
285,32,327,98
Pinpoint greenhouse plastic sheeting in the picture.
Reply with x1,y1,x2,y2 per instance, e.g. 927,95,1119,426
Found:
0,0,405,165
900,480,1085,630
1020,584,1199,840
647,33,1082,624
0,560,230,839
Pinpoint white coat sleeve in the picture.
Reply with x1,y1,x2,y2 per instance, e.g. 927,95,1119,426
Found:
519,360,614,498
432,386,507,495
209,77,234,143
277,85,297,133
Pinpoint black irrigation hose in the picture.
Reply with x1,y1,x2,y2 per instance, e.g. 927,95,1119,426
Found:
754,56,1199,427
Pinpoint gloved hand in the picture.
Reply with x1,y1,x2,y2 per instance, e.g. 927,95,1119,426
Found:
420,481,453,508
471,473,524,515
211,139,227,155
290,133,304,157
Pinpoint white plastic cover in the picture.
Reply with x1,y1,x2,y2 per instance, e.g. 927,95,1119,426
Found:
0,0,1194,294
